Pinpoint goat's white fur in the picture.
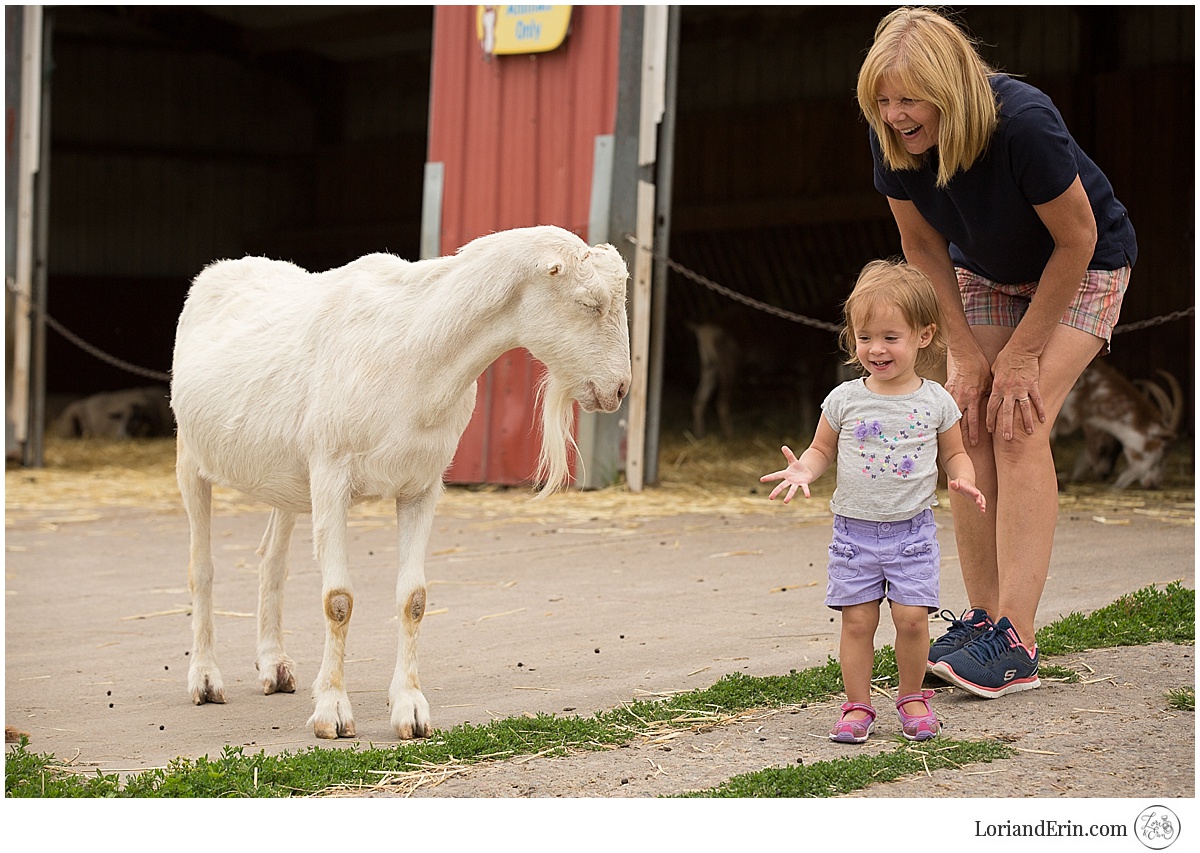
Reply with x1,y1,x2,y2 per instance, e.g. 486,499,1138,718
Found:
171,226,631,740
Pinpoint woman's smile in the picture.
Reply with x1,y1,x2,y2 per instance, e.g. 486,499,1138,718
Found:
877,79,940,155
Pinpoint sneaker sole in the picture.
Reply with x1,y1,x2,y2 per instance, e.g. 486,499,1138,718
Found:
929,662,1040,698
903,729,938,742
829,723,874,744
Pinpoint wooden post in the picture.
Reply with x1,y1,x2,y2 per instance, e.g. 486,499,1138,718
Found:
624,179,656,492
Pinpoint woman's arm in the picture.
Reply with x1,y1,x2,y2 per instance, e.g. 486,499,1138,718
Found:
987,175,1097,440
887,198,991,445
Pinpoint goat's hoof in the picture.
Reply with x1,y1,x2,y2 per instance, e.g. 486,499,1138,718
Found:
189,667,226,705
191,687,226,705
395,720,431,740
390,688,432,739
308,692,355,739
312,719,356,739
259,660,297,695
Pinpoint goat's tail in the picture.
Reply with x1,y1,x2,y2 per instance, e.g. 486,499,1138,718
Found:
534,375,578,498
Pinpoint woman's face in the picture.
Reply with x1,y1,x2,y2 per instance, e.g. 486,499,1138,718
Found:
876,77,940,155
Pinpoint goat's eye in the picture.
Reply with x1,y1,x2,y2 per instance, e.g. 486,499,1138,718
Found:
579,301,603,316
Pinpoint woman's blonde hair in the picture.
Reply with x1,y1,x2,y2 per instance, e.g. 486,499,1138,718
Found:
857,6,998,187
839,259,945,376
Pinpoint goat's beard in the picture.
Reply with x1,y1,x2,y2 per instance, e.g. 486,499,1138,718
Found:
534,375,579,497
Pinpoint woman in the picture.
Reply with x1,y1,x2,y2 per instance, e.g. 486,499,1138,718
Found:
856,7,1136,697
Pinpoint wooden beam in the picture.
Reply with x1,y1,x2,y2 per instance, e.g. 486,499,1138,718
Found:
624,180,657,493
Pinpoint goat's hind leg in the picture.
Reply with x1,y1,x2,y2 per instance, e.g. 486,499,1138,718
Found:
178,438,224,704
256,508,298,695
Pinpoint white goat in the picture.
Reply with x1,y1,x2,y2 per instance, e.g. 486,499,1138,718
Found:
170,225,631,740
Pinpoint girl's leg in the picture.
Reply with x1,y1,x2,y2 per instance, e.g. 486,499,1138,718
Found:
839,601,881,719
890,602,932,713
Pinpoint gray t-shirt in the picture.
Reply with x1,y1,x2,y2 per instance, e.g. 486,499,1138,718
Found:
822,377,962,522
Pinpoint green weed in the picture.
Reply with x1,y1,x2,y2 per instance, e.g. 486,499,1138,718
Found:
1034,581,1194,655
678,738,1011,798
1166,686,1195,712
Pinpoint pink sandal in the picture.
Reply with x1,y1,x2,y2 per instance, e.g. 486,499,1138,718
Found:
895,689,940,741
830,701,876,743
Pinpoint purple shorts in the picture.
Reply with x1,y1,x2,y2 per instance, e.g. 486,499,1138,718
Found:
825,509,940,612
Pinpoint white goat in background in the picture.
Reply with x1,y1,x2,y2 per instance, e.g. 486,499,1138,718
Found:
171,225,631,740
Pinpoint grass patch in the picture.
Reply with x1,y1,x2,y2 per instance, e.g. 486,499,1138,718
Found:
1034,581,1194,655
1166,687,1195,712
1038,663,1082,684
677,738,1011,798
6,582,1193,798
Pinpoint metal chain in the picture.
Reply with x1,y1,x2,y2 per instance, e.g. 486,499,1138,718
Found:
4,276,172,383
4,246,1192,387
623,234,1194,338
1112,305,1195,335
624,233,842,333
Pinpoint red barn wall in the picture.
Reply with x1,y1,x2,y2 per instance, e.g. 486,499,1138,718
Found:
427,5,623,486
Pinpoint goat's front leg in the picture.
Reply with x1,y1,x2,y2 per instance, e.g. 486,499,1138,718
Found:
255,508,298,695
389,489,438,739
307,461,356,739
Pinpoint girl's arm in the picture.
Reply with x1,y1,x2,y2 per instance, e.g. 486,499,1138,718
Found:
760,414,839,503
938,423,987,513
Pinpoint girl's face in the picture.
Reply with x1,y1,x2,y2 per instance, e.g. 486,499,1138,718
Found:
876,76,940,156
852,302,933,392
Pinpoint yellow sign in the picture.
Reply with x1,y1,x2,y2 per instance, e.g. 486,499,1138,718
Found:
477,5,573,57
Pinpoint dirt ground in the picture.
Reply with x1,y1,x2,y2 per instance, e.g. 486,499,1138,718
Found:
4,477,1194,801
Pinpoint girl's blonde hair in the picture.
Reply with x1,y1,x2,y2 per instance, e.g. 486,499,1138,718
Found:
857,6,998,187
839,259,945,376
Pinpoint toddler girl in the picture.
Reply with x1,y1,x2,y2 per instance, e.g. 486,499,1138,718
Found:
761,259,986,742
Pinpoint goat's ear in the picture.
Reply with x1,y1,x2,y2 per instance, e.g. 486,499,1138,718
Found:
547,260,564,277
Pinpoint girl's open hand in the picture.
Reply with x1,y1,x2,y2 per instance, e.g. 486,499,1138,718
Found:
759,445,815,504
949,478,987,513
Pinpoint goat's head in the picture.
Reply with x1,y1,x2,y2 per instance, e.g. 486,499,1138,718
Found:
511,231,631,494
524,237,631,415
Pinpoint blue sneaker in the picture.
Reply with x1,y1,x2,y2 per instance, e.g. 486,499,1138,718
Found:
926,607,992,672
930,617,1040,698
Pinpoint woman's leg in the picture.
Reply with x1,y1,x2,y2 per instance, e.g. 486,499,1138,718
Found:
946,332,1007,619
954,324,1103,643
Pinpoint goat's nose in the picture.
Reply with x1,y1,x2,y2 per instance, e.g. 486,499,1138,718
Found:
618,380,629,400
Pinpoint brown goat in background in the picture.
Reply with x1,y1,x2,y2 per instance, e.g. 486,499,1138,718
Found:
1054,359,1185,489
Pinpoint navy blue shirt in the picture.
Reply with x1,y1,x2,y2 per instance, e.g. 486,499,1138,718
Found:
871,75,1137,284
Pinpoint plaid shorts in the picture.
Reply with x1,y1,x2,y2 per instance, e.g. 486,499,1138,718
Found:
956,266,1131,354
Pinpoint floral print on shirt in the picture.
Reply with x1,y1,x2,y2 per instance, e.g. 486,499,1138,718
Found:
854,407,935,480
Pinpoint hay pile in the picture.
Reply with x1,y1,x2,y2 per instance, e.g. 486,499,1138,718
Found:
4,431,1193,527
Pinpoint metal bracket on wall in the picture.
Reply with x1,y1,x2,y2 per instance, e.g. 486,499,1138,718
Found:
420,161,444,260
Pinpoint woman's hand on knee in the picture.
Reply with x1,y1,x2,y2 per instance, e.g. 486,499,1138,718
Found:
987,350,1046,440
